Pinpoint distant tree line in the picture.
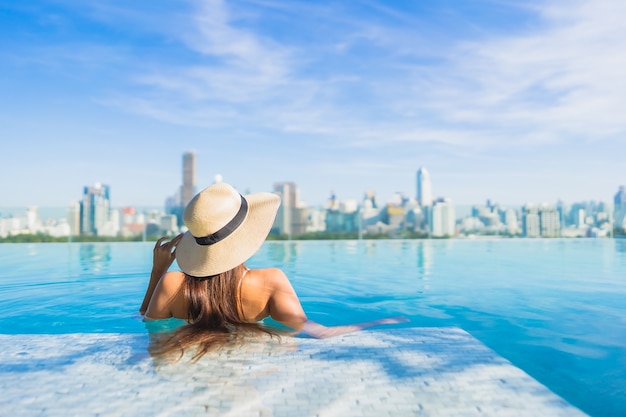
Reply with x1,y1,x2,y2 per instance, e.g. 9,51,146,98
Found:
0,233,151,243
13,226,618,243
2,230,439,243
267,230,432,240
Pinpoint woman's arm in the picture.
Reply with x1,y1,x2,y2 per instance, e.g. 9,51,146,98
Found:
300,317,409,338
139,234,183,315
266,269,408,338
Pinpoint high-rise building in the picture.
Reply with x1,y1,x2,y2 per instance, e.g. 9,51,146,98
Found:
324,194,360,234
304,207,326,233
181,151,197,208
80,183,111,235
539,205,561,237
556,200,566,230
522,204,540,237
26,206,39,233
430,198,455,237
67,202,80,236
614,186,626,230
361,191,381,230
363,190,378,209
273,182,307,237
275,182,298,210
166,151,196,227
159,214,178,235
574,208,586,228
503,209,519,234
98,209,121,237
416,167,433,207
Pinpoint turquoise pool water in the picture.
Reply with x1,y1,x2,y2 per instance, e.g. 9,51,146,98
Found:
1,239,625,417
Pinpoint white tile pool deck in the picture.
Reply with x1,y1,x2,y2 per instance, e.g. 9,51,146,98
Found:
0,327,586,417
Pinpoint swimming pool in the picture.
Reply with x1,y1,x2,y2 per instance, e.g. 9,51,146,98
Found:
1,239,624,416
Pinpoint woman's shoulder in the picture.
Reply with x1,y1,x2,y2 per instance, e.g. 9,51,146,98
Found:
144,271,186,320
159,270,186,292
246,267,292,292
252,267,285,275
249,267,287,282
239,268,286,322
162,270,186,280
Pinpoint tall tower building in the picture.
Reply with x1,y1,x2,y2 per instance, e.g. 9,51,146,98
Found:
67,202,80,236
430,198,455,237
80,183,111,235
274,182,299,209
503,209,519,234
273,182,307,237
181,151,197,208
522,204,540,237
273,182,297,237
26,206,39,233
614,186,626,230
416,167,433,207
539,205,561,237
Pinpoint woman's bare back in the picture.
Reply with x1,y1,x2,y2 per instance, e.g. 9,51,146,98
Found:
145,267,307,329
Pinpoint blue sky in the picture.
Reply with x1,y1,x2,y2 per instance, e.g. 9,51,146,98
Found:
1,0,624,209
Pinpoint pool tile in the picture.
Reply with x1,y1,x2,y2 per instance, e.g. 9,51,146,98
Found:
0,327,587,416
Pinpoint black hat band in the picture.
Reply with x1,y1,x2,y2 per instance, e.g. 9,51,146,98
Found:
194,195,248,246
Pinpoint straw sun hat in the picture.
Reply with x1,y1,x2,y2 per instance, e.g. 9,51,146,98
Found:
176,182,281,277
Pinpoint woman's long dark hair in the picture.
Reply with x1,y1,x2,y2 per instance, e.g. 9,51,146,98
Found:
150,264,277,361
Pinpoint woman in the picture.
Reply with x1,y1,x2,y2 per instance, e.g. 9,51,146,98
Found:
140,182,405,358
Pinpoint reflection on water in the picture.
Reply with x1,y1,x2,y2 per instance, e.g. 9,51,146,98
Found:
614,239,626,268
416,241,433,280
2,239,625,417
344,240,359,255
266,241,300,264
362,240,378,258
79,243,112,275
26,243,39,257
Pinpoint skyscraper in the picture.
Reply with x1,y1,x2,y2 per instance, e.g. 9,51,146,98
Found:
273,182,296,237
80,183,110,235
273,182,307,237
181,151,196,208
430,198,455,237
416,167,432,207
539,205,561,237
67,202,80,236
522,204,540,237
614,186,626,230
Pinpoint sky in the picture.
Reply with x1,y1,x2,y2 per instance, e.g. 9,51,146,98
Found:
1,0,625,209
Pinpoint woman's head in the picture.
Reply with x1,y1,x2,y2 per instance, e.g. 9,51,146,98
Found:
176,182,280,276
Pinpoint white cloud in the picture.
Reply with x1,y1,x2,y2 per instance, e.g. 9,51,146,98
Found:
108,0,626,153
134,0,294,104
409,0,626,145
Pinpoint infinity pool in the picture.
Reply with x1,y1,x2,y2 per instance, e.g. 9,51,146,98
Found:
1,239,625,416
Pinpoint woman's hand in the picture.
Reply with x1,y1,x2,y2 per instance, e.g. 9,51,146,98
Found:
152,234,183,277
140,234,184,315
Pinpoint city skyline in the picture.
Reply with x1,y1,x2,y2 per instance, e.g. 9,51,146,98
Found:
0,175,617,240
0,148,620,238
1,1,625,208
0,159,623,213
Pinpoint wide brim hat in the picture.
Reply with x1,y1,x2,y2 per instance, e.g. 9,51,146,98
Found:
176,182,281,277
